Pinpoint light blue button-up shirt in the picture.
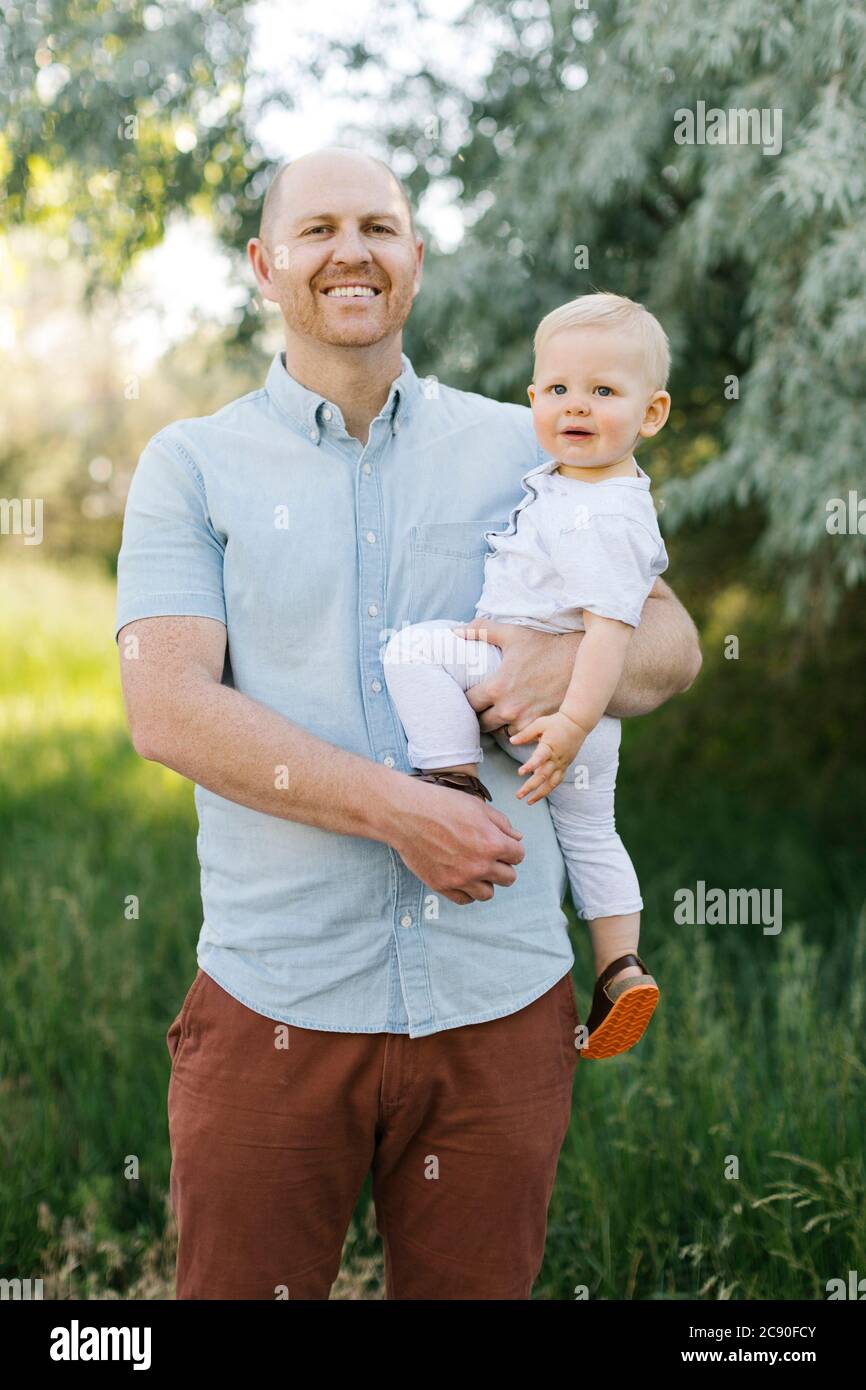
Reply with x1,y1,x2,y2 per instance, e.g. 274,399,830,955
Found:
115,349,573,1037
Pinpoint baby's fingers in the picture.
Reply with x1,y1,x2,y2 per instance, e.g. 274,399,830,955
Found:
517,752,543,776
516,779,543,802
509,719,545,746
516,763,556,800
517,774,552,803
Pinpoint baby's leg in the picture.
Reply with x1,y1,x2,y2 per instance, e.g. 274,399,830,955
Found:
383,620,503,773
544,716,643,985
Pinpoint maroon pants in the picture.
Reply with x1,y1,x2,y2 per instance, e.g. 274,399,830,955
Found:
166,967,580,1299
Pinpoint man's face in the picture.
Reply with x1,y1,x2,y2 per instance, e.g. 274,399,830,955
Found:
253,160,423,348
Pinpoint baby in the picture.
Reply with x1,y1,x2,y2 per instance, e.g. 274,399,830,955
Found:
383,292,672,1059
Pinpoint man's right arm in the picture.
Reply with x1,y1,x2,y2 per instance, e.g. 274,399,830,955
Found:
118,614,524,906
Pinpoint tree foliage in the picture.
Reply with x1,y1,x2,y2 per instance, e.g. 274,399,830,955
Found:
3,0,863,621
334,0,866,622
0,0,269,292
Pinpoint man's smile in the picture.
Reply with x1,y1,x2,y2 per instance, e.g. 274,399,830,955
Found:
320,283,383,299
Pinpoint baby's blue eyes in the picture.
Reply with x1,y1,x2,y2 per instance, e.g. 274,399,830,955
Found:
548,384,614,396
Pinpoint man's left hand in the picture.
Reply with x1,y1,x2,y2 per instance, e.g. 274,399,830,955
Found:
451,621,580,734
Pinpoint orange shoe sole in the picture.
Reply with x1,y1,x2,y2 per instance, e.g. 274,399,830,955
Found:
581,981,659,1060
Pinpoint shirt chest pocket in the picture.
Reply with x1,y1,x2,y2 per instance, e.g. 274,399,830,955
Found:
406,520,508,625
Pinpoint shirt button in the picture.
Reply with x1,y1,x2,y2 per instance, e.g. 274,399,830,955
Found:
365,531,376,544
308,428,317,441
393,420,401,433
400,912,413,928
362,463,372,475
322,407,332,421
367,604,378,617
383,755,395,768
371,679,382,693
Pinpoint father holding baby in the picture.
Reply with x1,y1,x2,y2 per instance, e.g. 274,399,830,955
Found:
116,146,701,1300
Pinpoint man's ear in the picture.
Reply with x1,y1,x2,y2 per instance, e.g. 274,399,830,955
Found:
411,236,425,299
247,237,279,304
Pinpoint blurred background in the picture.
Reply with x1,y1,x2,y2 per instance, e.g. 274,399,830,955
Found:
1,0,864,1299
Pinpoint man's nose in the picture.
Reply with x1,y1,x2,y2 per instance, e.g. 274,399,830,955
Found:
330,225,373,263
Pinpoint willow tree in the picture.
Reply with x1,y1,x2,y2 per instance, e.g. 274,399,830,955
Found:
331,0,866,624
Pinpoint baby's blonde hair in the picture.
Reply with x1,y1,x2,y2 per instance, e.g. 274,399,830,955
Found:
533,291,671,392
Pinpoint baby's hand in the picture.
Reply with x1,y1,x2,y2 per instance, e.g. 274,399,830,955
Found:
509,712,587,804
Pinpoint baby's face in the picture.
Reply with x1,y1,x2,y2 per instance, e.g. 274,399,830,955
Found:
528,325,669,469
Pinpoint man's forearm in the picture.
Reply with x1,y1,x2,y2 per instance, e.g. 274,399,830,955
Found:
462,584,700,733
138,677,410,845
606,578,702,718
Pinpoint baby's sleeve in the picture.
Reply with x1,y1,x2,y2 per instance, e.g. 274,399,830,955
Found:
554,512,668,628
114,430,227,642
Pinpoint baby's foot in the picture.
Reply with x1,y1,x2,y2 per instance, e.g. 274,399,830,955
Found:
580,953,659,1060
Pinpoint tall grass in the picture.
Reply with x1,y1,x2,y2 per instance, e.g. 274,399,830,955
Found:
1,555,864,1298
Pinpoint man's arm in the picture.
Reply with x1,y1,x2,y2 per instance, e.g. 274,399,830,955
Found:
456,577,701,732
117,615,524,905
605,577,702,717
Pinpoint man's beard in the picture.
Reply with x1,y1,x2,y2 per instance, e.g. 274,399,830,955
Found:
278,281,414,347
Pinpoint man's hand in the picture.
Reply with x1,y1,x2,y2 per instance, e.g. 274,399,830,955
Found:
389,778,525,905
452,621,580,734
508,711,587,804
452,581,701,729
117,617,522,886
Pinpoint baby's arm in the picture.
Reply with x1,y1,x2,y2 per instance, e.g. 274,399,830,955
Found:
559,610,634,738
509,611,633,804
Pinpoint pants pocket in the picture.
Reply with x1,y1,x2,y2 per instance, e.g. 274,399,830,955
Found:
166,968,204,1067
166,1014,183,1063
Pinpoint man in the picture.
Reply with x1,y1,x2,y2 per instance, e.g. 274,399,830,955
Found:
116,146,701,1300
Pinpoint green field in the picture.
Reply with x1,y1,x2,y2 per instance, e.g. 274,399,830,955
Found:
1,555,864,1299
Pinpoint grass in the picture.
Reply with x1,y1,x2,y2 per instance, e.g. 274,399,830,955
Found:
1,554,864,1299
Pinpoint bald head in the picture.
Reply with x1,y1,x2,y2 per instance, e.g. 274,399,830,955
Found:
259,146,416,245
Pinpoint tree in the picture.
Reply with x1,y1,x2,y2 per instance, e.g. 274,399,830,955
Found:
5,0,864,621
329,0,866,623
0,0,269,297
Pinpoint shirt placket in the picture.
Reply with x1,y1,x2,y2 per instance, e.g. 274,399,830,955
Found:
354,411,431,1034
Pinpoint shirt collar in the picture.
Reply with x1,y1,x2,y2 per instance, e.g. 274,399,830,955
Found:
529,453,650,487
265,348,422,444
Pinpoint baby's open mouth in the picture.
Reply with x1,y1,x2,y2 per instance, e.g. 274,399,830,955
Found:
561,428,594,438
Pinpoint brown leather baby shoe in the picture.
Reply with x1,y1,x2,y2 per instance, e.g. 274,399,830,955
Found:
410,769,493,802
581,952,659,1060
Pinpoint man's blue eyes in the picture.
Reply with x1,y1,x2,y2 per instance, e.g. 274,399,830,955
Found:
549,384,613,396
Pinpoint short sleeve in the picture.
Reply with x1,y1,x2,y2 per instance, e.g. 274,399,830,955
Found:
555,513,668,627
114,431,227,642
